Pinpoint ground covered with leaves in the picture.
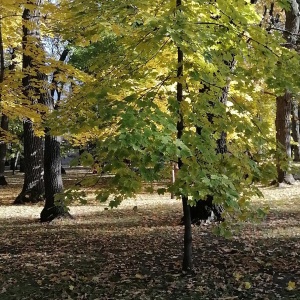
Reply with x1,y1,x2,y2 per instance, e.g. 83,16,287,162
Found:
0,170,299,299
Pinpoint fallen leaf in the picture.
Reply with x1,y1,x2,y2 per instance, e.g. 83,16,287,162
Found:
287,281,296,291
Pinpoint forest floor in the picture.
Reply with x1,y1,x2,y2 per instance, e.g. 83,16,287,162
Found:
0,168,299,300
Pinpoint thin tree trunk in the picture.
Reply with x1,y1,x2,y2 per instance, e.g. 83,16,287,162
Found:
0,16,8,185
175,3,193,269
291,100,300,161
0,115,8,185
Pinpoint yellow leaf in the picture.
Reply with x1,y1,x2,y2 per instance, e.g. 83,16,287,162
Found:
244,281,251,289
287,281,296,291
69,285,74,291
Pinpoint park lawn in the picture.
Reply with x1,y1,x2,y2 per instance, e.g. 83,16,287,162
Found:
0,170,299,299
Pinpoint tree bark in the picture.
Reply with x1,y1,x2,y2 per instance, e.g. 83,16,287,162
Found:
14,2,45,203
40,133,69,222
15,121,45,203
175,5,193,270
0,15,8,186
40,47,71,222
276,93,295,184
291,100,300,161
0,115,8,185
275,1,299,184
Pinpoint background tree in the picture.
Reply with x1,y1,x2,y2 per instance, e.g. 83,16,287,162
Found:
40,46,72,222
275,0,299,185
291,99,300,161
0,17,8,186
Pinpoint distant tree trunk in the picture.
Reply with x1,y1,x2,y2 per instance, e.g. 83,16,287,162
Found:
14,3,45,204
0,115,8,185
40,133,69,222
276,92,295,184
291,100,300,161
0,17,8,186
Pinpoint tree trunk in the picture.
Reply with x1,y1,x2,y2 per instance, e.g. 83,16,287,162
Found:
40,133,70,222
274,0,299,184
40,47,71,222
291,100,300,161
14,121,44,203
175,15,193,270
0,15,8,186
14,3,45,203
182,195,192,271
276,92,295,184
0,115,8,185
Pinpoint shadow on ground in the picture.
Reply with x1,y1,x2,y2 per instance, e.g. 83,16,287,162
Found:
0,203,299,300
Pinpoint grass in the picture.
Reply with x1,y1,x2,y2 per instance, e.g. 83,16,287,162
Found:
0,168,299,299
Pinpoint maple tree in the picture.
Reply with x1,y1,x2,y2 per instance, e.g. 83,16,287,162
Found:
53,0,300,269
1,0,300,271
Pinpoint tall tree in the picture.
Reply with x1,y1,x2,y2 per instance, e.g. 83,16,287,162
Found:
291,99,300,161
0,17,8,186
275,0,299,185
50,0,300,268
175,0,192,271
14,1,45,204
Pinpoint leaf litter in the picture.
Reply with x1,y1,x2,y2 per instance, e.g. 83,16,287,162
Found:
0,171,299,299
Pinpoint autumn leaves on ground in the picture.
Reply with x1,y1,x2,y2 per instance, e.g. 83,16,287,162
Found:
0,170,299,300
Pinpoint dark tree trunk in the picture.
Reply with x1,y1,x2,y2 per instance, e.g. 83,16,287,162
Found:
14,121,44,203
40,133,70,222
0,17,7,186
182,195,192,271
14,3,45,204
190,196,224,223
176,22,193,270
0,115,8,185
275,1,299,184
40,48,71,222
19,156,25,173
291,100,300,161
276,93,295,184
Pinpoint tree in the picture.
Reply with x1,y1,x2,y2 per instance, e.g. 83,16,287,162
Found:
54,0,300,269
174,0,192,271
40,47,72,222
14,2,45,204
291,99,300,161
0,18,8,186
275,0,299,185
